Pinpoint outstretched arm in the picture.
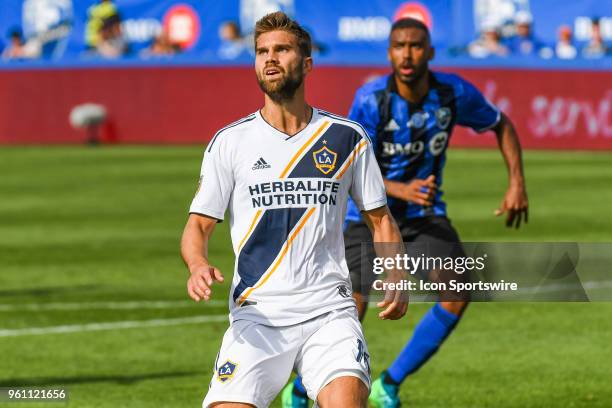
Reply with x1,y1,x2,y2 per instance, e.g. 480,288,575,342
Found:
362,206,408,320
493,112,529,228
181,214,225,302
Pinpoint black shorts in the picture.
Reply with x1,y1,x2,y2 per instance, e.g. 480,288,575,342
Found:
345,216,468,300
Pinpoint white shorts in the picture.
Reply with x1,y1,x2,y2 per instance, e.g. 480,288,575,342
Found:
202,307,371,408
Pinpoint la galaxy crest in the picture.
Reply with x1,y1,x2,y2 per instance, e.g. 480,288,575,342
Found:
313,144,337,175
217,360,238,383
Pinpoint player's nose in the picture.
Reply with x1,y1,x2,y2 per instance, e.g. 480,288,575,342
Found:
401,44,411,57
265,50,279,63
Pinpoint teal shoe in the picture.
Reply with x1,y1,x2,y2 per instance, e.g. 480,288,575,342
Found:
369,371,401,408
281,381,309,408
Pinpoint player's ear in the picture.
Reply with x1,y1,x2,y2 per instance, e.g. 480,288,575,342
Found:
303,56,313,73
428,46,435,61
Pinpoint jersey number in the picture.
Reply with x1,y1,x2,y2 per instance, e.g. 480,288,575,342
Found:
356,338,371,374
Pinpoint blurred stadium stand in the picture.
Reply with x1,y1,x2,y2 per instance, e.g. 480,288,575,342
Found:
0,0,610,148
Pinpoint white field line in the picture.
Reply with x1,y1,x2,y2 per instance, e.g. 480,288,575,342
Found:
1,280,611,313
1,280,610,338
0,299,226,311
0,315,228,338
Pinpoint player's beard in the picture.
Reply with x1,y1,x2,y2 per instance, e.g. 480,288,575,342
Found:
257,63,305,103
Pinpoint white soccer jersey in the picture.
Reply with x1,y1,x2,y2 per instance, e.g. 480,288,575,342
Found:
190,108,386,326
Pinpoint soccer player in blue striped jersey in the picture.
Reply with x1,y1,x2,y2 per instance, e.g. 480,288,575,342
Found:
284,18,528,408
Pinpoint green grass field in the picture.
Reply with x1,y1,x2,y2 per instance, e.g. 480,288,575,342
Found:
1,146,611,407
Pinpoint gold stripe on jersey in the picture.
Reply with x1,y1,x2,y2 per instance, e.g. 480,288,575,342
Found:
279,121,330,178
334,139,368,180
237,207,316,305
236,209,263,253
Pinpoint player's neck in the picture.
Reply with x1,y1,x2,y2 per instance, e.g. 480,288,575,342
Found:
395,71,430,104
261,90,312,137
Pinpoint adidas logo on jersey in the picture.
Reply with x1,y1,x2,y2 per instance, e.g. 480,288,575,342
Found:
384,119,400,131
252,157,271,170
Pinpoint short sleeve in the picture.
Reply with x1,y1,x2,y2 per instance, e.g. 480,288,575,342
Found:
456,78,501,133
350,136,387,212
189,138,234,221
348,89,379,146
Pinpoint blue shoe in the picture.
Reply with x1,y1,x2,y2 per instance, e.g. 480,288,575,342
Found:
281,381,309,408
369,371,400,408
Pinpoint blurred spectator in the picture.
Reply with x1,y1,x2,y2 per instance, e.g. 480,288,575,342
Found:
555,25,577,59
141,29,181,57
218,21,249,60
507,11,546,57
468,18,510,58
95,14,128,58
2,30,27,60
86,0,118,49
582,18,609,59
1,29,39,60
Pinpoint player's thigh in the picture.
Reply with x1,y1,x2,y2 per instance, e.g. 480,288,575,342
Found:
296,307,371,403
406,216,462,244
409,216,464,278
316,375,368,408
209,403,255,408
344,222,376,297
203,320,297,408
411,217,470,302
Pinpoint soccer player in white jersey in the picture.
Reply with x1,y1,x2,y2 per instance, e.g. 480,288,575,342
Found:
181,12,407,408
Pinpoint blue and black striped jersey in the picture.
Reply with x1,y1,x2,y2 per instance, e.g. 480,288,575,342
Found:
345,71,501,222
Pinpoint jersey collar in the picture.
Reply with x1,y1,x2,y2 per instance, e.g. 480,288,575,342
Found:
256,107,320,142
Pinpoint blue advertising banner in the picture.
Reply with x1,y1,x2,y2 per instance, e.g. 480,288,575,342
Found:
0,0,610,65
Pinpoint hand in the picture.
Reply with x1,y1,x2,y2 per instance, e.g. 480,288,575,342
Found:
398,175,437,206
187,262,224,302
495,183,529,229
377,270,409,320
